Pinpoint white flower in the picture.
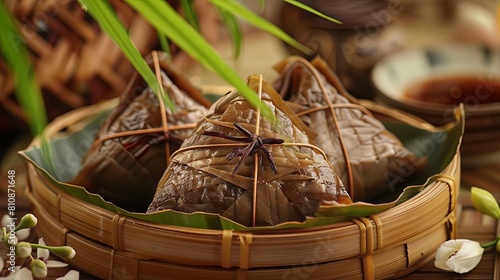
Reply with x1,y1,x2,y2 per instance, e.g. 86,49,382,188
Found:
435,239,484,274
56,270,80,280
0,267,33,280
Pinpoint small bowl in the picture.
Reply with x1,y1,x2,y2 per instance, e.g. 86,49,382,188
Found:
372,44,500,166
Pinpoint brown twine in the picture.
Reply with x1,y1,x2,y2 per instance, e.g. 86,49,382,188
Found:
251,76,264,227
152,51,171,161
108,248,115,280
447,215,457,240
56,193,62,224
284,57,358,198
370,215,384,249
296,103,374,119
61,227,69,249
89,124,196,152
351,219,367,255
168,76,345,227
86,51,192,159
221,230,233,268
359,217,374,256
362,254,375,280
239,234,253,269
111,214,126,251
351,217,375,280
436,175,456,216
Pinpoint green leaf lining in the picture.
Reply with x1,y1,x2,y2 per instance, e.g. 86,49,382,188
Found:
19,100,464,232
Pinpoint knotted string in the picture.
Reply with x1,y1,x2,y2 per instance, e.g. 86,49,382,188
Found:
280,57,376,199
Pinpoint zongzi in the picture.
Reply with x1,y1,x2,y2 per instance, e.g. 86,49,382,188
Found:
273,56,426,202
70,53,210,212
147,75,352,227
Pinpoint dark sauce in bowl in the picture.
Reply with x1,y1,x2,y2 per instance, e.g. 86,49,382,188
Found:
404,76,500,106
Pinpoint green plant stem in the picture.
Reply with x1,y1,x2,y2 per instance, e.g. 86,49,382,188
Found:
29,243,54,250
481,236,500,248
284,0,342,25
156,29,171,57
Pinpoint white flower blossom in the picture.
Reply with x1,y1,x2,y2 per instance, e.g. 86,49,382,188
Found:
56,270,80,280
0,267,33,280
435,239,484,274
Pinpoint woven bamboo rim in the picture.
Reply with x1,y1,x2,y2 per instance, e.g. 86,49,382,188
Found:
24,97,460,279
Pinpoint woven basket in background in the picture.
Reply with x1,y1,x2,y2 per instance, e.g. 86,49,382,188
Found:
0,0,160,132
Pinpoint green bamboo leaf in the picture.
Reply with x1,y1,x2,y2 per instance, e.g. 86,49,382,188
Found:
209,0,313,55
284,0,343,25
156,29,171,59
0,2,56,174
0,2,47,136
258,0,266,12
77,0,174,109
180,0,200,31
217,8,242,59
125,0,274,121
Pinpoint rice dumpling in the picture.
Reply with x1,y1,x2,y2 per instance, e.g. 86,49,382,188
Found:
273,56,426,202
147,75,352,227
70,53,210,212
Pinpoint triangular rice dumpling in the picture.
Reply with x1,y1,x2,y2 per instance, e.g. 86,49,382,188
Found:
273,56,426,202
147,75,352,227
70,53,210,212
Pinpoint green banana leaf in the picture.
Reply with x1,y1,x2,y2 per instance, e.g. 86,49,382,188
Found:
19,103,464,232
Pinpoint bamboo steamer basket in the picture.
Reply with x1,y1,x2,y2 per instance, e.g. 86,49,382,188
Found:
23,98,460,280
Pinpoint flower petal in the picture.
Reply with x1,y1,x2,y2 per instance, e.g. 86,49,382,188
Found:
56,270,80,280
15,229,30,241
434,239,463,271
4,267,34,280
46,260,69,268
435,239,484,273
446,242,484,274
37,238,49,260
1,215,10,228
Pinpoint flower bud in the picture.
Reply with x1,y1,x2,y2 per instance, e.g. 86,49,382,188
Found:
15,214,38,231
50,246,76,259
15,242,32,258
3,231,17,247
435,239,484,274
471,187,500,219
31,258,48,278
